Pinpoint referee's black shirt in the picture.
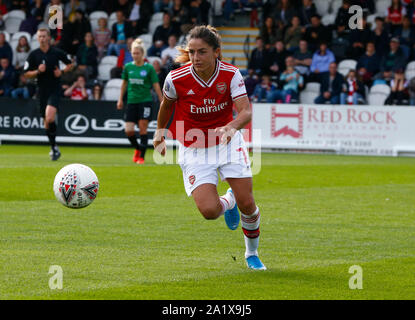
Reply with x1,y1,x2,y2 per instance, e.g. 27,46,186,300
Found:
24,46,71,89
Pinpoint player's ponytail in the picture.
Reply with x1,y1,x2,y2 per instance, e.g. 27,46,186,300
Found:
175,25,223,64
132,37,147,57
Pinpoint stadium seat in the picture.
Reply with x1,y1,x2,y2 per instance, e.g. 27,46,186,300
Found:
30,37,40,50
148,20,160,35
304,82,321,93
98,56,118,81
4,16,24,34
405,61,415,80
368,92,388,105
300,91,319,104
4,9,26,20
370,84,391,95
150,12,164,24
331,0,343,14
338,59,357,77
321,14,335,26
108,12,117,31
375,0,390,17
103,78,123,101
315,0,331,16
89,11,108,32
139,33,153,51
11,31,31,43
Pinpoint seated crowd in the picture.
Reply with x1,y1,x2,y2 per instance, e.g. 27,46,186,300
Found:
247,0,415,105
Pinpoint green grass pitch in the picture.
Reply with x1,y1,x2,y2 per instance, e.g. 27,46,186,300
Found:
0,144,414,299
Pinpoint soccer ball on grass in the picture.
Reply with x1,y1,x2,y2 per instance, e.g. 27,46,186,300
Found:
53,164,99,208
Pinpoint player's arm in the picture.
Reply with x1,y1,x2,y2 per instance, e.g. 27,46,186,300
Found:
152,82,163,104
117,80,127,110
24,54,41,79
153,96,176,156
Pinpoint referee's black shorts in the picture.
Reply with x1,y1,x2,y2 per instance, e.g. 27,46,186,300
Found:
38,88,61,116
124,102,152,123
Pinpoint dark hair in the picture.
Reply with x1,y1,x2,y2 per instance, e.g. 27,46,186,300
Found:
175,25,222,63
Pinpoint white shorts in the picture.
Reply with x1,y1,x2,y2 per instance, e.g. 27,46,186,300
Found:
178,130,252,196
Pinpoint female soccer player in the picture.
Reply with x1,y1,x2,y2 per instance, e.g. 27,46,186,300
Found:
153,25,266,270
117,38,163,164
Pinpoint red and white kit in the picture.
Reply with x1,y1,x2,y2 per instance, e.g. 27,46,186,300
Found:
163,59,252,195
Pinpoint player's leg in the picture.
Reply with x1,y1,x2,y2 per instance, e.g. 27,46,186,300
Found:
137,119,149,163
136,103,152,163
125,121,141,163
44,104,60,160
227,177,266,270
124,104,141,163
192,184,223,219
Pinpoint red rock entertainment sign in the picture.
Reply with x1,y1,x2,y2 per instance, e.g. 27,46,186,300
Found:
253,103,415,156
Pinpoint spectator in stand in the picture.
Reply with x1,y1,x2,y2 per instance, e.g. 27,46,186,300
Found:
251,74,278,102
110,37,133,78
335,0,353,31
223,0,241,22
76,32,98,80
10,0,28,11
352,0,375,15
115,0,132,18
94,17,111,59
108,10,134,56
284,16,302,52
64,74,90,100
372,17,390,57
310,42,335,81
274,0,298,28
260,16,279,49
0,57,15,97
244,69,260,97
89,81,103,101
30,0,46,26
161,34,179,68
0,32,12,63
393,15,415,56
14,36,30,72
129,0,152,36
269,56,304,103
314,62,344,104
148,12,178,57
304,14,331,52
248,36,267,75
293,39,313,77
152,58,167,89
348,14,373,60
407,0,415,25
298,0,317,27
63,9,91,56
0,1,7,16
199,0,211,25
380,37,407,73
64,0,86,21
385,0,406,35
19,13,40,36
264,40,291,78
11,73,36,99
170,0,188,28
385,69,409,105
356,41,381,86
340,69,366,105
154,0,173,13
180,0,202,34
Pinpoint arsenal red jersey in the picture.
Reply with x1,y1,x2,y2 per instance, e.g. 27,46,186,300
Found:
163,59,247,147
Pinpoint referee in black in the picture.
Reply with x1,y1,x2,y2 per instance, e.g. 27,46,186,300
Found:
24,28,73,161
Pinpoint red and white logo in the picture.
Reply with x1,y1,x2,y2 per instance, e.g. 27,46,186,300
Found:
189,175,196,185
216,82,227,94
271,106,303,139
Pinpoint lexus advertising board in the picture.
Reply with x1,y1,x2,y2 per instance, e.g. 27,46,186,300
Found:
0,98,157,144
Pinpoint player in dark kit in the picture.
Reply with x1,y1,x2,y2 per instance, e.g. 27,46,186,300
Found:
24,28,73,161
